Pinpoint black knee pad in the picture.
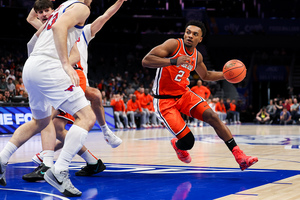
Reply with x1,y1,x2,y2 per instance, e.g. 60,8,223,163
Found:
176,132,195,150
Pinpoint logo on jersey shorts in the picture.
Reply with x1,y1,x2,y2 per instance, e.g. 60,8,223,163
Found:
64,85,75,92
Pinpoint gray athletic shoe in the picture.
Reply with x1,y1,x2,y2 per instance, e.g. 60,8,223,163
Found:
44,166,82,197
0,157,7,186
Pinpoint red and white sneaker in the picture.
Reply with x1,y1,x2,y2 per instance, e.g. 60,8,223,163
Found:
171,138,191,163
32,152,43,165
232,146,258,171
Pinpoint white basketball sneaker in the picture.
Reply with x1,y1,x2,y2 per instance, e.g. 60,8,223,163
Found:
104,131,122,148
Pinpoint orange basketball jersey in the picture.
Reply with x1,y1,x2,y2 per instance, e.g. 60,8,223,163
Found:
152,38,198,97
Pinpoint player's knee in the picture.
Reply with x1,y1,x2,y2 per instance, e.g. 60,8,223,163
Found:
86,87,102,103
178,132,195,150
203,110,220,124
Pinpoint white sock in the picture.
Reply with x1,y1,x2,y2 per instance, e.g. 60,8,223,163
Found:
42,150,54,167
54,125,88,174
100,124,110,136
81,150,98,165
0,142,17,164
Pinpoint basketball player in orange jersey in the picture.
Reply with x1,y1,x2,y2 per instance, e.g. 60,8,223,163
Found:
142,20,258,171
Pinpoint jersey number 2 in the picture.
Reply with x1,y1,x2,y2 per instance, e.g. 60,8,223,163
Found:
174,70,185,82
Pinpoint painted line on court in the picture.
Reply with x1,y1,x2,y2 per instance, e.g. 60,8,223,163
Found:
0,188,69,200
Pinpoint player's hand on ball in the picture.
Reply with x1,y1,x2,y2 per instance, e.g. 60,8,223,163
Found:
177,55,191,65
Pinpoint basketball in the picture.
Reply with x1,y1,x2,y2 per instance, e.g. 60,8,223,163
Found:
223,59,246,84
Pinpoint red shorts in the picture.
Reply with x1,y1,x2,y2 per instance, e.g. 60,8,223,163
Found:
56,69,86,124
153,90,210,139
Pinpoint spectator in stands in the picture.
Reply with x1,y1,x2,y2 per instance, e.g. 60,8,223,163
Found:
101,91,108,106
15,68,22,84
6,69,15,82
3,90,12,103
215,98,227,124
97,79,106,91
110,93,130,129
229,99,241,124
134,87,143,100
290,98,300,124
139,88,158,127
266,99,276,123
4,69,10,80
280,107,293,125
6,77,15,94
191,79,211,100
15,77,25,96
127,83,135,95
126,94,146,128
256,107,270,124
283,99,290,111
224,98,234,124
0,75,7,93
274,98,283,124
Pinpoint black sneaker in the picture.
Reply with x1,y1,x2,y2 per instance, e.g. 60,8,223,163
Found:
75,159,106,176
22,163,50,182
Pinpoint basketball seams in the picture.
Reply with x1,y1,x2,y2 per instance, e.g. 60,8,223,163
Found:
225,67,246,80
223,59,246,83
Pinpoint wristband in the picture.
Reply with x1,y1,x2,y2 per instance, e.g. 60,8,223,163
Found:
170,58,178,66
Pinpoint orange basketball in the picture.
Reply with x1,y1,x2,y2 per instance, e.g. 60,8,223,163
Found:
223,59,246,84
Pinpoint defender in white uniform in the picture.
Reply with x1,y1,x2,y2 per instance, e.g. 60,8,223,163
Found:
0,0,95,197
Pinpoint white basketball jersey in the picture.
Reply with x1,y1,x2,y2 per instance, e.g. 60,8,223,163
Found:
31,0,85,59
77,24,94,77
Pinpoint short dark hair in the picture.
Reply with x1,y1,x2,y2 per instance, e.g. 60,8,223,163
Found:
185,20,206,37
34,0,54,12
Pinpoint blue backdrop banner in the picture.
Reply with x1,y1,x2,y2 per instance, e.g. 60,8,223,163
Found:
0,106,115,134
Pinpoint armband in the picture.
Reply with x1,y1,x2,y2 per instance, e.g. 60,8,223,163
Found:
170,58,178,66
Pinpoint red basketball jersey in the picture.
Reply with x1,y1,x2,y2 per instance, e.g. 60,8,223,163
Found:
152,38,198,96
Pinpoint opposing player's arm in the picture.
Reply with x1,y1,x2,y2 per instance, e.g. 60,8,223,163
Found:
91,0,126,37
52,3,90,86
195,51,224,81
142,39,180,68
27,8,43,30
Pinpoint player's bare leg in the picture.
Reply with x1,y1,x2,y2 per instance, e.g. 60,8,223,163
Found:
201,108,258,170
85,86,122,148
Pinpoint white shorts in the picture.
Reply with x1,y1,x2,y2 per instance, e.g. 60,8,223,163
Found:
23,55,89,119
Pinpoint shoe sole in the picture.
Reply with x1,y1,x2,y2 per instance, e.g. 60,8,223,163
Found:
44,169,82,197
109,138,122,148
240,157,258,171
22,176,44,182
0,157,7,186
75,163,106,176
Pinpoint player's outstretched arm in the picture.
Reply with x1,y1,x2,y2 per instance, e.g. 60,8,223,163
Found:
142,39,181,68
195,51,224,81
27,8,43,30
91,0,127,37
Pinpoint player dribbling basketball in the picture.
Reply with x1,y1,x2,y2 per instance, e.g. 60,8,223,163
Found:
142,20,258,170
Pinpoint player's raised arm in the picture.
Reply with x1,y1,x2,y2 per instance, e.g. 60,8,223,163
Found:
195,51,224,81
52,3,90,86
27,8,43,30
142,39,187,68
91,0,127,37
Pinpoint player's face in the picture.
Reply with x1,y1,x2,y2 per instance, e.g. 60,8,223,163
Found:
183,25,203,48
37,8,54,24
